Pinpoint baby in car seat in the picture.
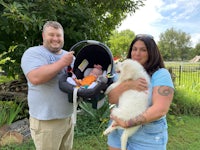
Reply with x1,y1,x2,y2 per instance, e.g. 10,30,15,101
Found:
67,64,103,88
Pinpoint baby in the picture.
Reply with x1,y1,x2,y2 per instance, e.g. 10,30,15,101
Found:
74,64,103,87
67,64,103,88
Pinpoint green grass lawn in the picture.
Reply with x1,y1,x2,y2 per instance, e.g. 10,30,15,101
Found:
167,115,200,150
3,115,198,150
73,115,200,150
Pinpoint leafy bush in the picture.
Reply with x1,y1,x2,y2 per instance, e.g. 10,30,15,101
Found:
75,100,110,136
0,101,24,127
0,75,14,83
169,83,200,116
73,101,109,150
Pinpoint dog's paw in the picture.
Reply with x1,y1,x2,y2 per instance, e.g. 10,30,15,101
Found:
103,125,117,135
103,129,110,135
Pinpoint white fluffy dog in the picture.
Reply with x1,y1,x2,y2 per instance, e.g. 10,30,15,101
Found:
103,59,150,150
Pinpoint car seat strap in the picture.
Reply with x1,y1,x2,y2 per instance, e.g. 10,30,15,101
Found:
72,87,79,125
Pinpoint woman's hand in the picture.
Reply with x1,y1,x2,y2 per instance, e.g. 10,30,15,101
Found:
110,114,128,128
108,78,148,104
128,78,148,91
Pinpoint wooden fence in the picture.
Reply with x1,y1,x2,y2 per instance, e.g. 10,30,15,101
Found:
166,64,200,86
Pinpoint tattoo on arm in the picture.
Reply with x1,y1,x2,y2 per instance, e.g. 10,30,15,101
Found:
126,113,147,127
158,86,174,96
125,86,174,128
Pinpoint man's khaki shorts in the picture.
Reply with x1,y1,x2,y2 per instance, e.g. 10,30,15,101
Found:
30,116,74,150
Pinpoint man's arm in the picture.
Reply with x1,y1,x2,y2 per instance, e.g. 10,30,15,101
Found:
27,52,74,85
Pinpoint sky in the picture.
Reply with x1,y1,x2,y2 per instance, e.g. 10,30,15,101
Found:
117,0,200,47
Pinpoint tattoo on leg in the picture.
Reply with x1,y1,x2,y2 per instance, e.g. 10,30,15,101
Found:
158,86,174,96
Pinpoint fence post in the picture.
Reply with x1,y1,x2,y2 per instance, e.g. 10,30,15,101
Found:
179,65,181,86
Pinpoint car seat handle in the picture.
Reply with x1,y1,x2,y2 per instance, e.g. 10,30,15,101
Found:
69,40,108,52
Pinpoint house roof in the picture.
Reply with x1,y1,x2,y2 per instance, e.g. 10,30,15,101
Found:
189,55,200,62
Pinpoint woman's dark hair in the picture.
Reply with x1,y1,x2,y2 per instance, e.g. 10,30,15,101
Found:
127,35,165,76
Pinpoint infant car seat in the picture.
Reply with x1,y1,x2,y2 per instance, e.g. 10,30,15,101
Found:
59,40,115,109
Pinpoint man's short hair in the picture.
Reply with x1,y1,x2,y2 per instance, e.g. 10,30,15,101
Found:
43,21,63,32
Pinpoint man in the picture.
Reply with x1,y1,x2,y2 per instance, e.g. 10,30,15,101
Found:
21,21,75,150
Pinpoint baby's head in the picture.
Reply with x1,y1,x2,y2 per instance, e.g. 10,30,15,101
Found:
89,64,103,77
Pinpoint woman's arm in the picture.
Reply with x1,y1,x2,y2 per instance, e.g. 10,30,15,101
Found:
111,85,174,128
108,78,148,104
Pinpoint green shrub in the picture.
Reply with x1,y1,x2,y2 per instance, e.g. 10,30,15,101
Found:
170,83,200,116
73,101,109,150
75,100,110,136
0,76,14,83
0,100,24,127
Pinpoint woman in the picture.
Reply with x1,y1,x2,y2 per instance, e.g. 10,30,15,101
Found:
107,34,174,150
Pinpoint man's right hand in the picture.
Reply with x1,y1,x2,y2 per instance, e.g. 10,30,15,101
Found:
60,51,74,66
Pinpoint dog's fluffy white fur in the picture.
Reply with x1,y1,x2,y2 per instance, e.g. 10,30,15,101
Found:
103,59,150,150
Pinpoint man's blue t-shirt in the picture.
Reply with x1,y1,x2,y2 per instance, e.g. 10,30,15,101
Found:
21,45,74,120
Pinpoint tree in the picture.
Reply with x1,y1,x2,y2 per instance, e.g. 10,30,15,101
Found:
0,0,145,78
158,28,191,61
194,42,200,55
108,29,135,59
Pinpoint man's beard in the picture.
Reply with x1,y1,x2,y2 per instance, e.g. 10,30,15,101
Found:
49,47,62,53
43,42,64,53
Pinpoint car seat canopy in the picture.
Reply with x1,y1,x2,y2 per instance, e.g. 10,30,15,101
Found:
73,43,113,79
